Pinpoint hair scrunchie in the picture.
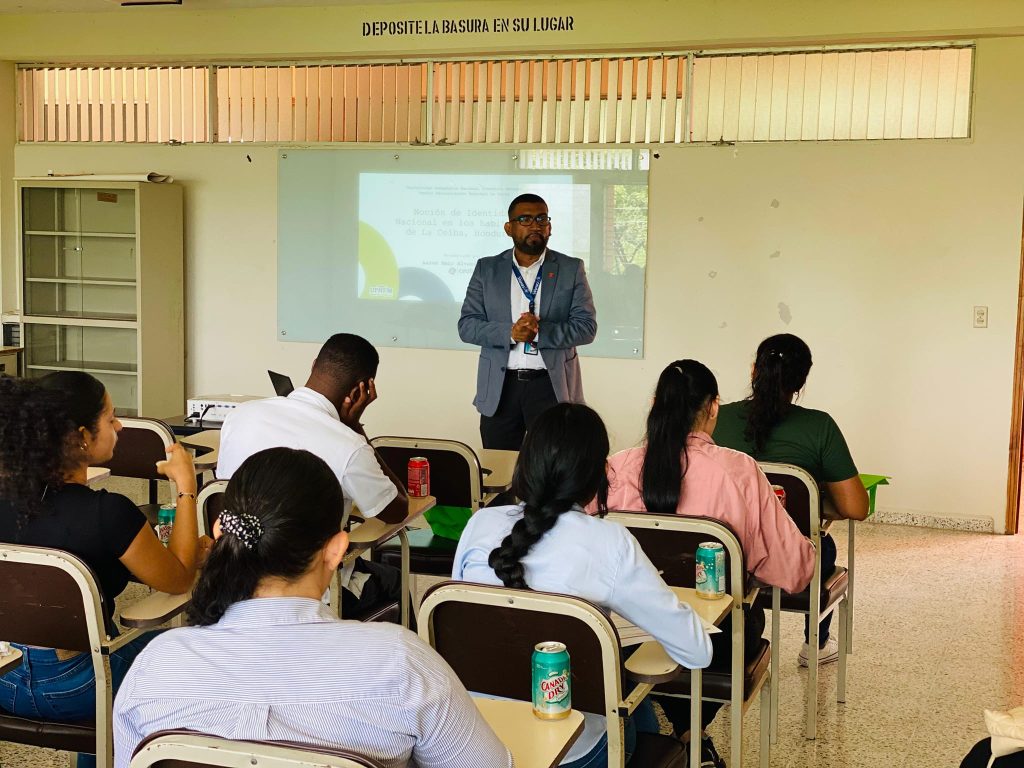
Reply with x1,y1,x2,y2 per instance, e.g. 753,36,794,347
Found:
219,511,264,551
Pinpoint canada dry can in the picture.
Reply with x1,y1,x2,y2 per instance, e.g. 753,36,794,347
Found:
771,484,787,509
532,641,572,720
407,457,430,497
696,542,726,599
156,504,176,547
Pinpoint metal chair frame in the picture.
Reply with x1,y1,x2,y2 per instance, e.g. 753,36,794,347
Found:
130,732,385,768
606,512,771,768
418,582,655,768
758,462,850,741
0,544,151,768
369,436,487,510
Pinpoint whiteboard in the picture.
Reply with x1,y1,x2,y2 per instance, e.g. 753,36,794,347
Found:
277,148,648,358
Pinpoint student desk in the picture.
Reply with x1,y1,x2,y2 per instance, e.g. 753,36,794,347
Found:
620,587,733,768
344,495,436,629
178,430,221,471
474,698,584,768
87,466,111,485
479,448,517,494
120,589,193,630
0,646,23,675
0,345,22,377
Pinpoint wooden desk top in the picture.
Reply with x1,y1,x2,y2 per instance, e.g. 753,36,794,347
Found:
479,448,517,493
620,587,733,683
0,646,23,675
0,346,22,354
87,466,111,485
120,589,192,629
474,698,584,768
345,495,436,552
179,430,222,452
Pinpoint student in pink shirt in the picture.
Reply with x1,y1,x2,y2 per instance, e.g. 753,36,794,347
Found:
604,359,814,763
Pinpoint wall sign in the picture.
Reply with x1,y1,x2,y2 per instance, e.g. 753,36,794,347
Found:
362,16,575,37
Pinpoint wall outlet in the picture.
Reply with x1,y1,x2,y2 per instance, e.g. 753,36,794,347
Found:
974,306,989,328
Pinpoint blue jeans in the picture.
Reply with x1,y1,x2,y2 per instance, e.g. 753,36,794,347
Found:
561,697,658,767
0,633,160,767
804,533,837,647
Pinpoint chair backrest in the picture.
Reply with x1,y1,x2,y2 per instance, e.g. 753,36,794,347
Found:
131,731,386,768
370,437,484,510
418,581,622,720
757,462,821,539
0,544,109,650
101,417,176,481
197,480,228,537
605,512,746,595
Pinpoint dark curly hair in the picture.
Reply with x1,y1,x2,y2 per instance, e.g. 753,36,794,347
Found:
488,403,610,590
188,447,345,626
0,376,81,524
745,334,813,454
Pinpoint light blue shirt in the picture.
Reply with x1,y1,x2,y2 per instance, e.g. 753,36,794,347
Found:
452,505,714,762
113,598,510,768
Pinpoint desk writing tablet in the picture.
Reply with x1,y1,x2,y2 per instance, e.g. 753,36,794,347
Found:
87,466,111,485
119,589,192,629
479,449,517,493
474,698,584,768
0,647,23,675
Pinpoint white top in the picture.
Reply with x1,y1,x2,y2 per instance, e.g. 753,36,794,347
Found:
507,251,547,371
217,387,397,521
113,598,512,768
452,504,713,762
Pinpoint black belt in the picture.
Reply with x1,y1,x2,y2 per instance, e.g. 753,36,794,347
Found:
506,368,548,381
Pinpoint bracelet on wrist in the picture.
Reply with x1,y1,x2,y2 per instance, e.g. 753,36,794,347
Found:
177,491,197,501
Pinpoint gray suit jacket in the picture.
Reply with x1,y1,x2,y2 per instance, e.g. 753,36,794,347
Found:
458,249,597,417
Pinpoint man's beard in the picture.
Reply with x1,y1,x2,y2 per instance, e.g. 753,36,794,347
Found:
516,232,548,256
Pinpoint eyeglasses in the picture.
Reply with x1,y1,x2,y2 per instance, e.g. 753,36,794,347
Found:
511,214,552,225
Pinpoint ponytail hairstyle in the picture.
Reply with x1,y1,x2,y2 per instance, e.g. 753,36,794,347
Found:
640,360,719,513
188,447,344,626
745,334,813,454
488,403,610,589
0,376,80,525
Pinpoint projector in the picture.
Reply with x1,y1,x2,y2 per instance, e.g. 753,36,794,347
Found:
186,394,263,423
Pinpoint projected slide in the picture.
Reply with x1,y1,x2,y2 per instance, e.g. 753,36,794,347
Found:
357,173,586,304
277,148,649,358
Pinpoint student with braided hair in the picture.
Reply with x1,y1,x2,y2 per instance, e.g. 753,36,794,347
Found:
114,447,509,768
453,403,712,768
714,333,868,666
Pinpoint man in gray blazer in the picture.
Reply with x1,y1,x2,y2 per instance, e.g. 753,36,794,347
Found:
458,194,597,449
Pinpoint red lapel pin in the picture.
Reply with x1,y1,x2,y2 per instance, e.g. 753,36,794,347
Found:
547,272,555,278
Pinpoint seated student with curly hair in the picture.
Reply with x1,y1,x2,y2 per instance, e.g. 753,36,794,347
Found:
0,373,206,768
453,403,713,768
114,447,511,768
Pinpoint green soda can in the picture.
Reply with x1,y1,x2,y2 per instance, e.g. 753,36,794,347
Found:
532,641,571,720
156,504,175,547
696,542,726,599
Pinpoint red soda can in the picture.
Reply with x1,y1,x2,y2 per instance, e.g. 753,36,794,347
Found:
408,457,430,497
771,484,786,508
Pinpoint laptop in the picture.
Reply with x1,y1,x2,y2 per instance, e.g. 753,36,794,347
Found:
268,370,295,397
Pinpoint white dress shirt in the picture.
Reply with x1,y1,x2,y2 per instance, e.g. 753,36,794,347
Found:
452,504,713,762
507,251,547,371
217,387,397,521
113,598,511,768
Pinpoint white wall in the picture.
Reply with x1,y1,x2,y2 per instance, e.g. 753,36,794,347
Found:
12,37,1024,532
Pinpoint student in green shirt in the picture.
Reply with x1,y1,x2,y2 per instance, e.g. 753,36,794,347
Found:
714,333,868,666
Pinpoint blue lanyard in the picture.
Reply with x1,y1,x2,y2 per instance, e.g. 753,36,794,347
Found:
511,261,543,314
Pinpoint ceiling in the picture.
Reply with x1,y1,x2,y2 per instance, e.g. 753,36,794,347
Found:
0,0,442,12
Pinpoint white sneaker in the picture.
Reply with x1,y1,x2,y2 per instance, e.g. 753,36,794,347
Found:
798,637,840,667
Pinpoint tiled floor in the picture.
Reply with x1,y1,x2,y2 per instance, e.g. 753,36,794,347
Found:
2,520,1021,768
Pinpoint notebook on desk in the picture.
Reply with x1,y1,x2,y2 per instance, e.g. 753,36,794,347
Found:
268,370,295,397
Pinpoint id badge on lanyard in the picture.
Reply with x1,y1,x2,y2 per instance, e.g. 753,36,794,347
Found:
512,262,542,355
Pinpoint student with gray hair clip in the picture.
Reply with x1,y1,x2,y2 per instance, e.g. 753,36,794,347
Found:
113,447,510,768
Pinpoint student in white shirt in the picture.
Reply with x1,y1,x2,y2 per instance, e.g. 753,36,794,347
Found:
115,447,510,768
453,403,713,767
217,333,407,620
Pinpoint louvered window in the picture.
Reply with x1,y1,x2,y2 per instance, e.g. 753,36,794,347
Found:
689,46,973,142
18,66,209,143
